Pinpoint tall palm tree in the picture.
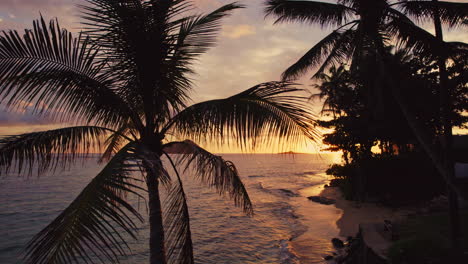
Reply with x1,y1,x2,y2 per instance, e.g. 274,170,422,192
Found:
264,0,467,188
398,0,468,247
265,0,466,81
265,0,467,247
0,1,318,263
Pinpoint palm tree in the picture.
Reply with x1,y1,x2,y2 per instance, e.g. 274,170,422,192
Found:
265,0,467,247
0,1,318,263
398,0,468,247
264,0,467,173
312,64,355,117
265,0,466,80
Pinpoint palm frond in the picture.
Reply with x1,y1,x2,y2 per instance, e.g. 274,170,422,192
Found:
80,1,241,129
0,126,113,175
157,2,244,126
387,13,467,60
283,29,343,80
173,2,244,60
100,123,136,163
24,143,145,264
0,17,135,128
265,0,355,27
386,14,442,56
311,28,356,79
399,0,468,28
80,0,168,128
162,152,194,264
164,82,319,150
163,141,253,215
282,23,357,80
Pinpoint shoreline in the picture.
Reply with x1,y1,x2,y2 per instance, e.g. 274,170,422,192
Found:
288,183,342,263
281,181,416,263
319,186,412,238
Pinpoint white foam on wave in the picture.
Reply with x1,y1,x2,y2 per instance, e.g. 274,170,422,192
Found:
279,239,301,264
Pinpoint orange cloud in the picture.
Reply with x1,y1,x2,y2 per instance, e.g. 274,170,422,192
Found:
222,24,256,39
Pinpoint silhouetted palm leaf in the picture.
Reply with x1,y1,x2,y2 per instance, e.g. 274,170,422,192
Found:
265,0,466,80
265,0,355,27
165,82,319,149
0,17,134,128
100,123,136,163
386,12,443,54
174,3,245,59
311,27,357,78
162,152,194,264
0,126,112,175
386,12,468,58
163,141,253,215
284,24,357,80
24,143,144,264
399,0,468,27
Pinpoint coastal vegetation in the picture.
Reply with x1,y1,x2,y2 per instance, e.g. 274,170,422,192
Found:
265,0,467,258
320,52,467,204
0,1,318,263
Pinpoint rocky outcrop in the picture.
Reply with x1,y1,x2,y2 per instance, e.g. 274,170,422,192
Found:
278,189,299,197
323,224,390,264
307,196,336,205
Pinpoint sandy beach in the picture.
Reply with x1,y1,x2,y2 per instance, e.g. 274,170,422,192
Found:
319,186,412,238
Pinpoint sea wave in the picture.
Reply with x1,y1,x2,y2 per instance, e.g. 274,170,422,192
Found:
279,239,301,264
1,153,340,263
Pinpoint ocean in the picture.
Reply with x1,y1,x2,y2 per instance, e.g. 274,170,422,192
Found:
0,153,343,263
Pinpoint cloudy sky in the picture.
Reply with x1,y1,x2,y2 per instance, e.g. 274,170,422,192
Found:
0,0,466,152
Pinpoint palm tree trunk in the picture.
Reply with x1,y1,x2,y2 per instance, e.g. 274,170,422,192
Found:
147,168,167,264
432,0,461,249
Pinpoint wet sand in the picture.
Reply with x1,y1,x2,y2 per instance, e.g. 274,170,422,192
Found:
290,184,413,263
289,184,342,263
319,187,411,237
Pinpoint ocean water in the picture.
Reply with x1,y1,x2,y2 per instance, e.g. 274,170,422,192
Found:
0,154,343,264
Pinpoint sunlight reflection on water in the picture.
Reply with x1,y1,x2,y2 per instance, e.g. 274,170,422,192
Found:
0,153,342,264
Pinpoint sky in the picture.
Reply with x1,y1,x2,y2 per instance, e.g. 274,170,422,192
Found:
0,0,467,153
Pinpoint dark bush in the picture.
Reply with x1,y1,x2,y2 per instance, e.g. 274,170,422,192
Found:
326,153,445,205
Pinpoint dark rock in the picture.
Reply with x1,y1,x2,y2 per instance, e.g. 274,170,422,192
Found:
307,196,336,205
278,189,298,197
329,179,341,187
324,184,330,188
332,238,345,249
324,255,334,260
346,236,354,242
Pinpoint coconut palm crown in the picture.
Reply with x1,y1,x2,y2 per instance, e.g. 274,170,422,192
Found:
265,0,467,81
0,1,318,263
